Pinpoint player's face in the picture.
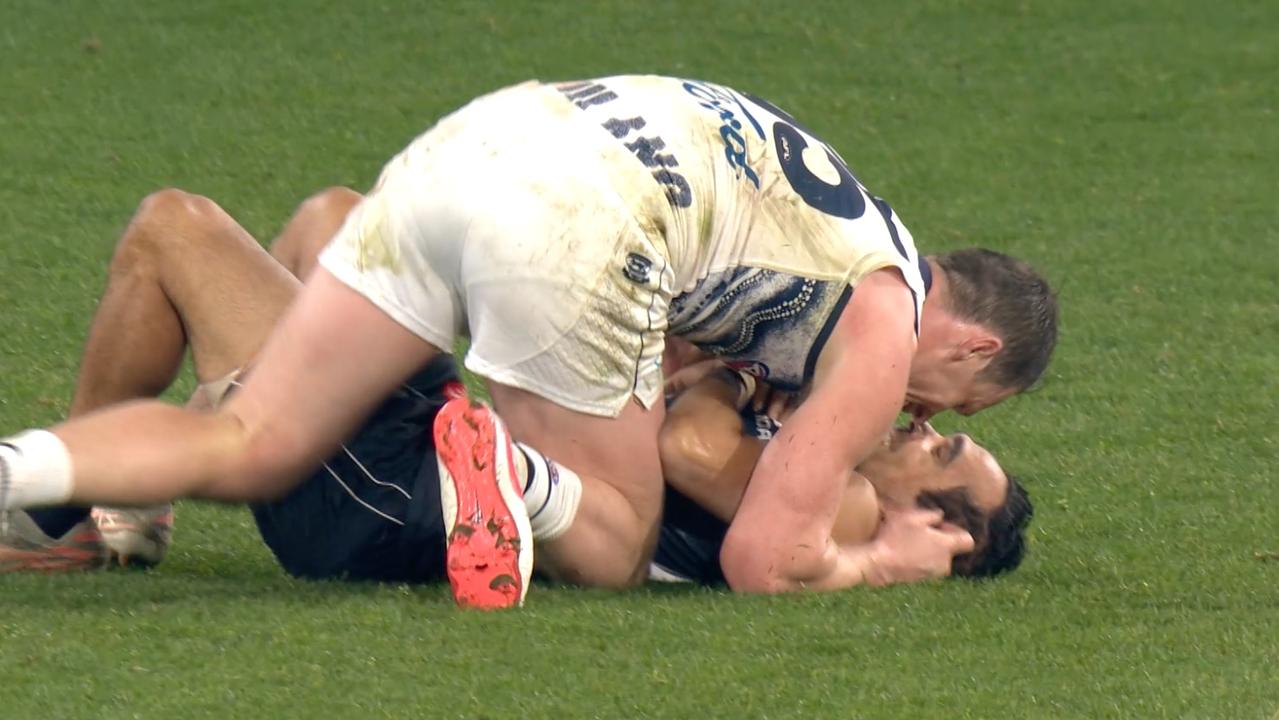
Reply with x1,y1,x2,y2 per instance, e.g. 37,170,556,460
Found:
902,365,1016,423
858,422,1007,513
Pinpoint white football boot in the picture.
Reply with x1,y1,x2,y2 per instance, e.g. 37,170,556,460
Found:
0,510,109,573
92,504,174,567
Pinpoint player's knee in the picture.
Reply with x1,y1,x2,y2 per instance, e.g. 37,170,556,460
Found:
618,548,654,588
270,187,362,279
297,186,362,224
550,545,650,589
609,508,663,589
134,188,220,231
116,189,224,266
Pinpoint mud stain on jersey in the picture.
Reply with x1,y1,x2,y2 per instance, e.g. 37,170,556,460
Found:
698,203,714,249
353,202,403,274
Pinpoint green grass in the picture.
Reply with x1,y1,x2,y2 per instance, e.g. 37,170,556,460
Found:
2,0,1277,717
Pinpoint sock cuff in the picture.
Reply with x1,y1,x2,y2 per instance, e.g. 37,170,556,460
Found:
512,441,582,543
1,429,75,509
513,441,545,496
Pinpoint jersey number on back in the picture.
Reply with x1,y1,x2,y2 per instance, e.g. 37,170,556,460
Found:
747,94,868,220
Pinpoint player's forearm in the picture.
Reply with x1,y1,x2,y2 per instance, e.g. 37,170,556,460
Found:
807,544,892,591
724,526,961,594
719,431,853,589
719,391,894,590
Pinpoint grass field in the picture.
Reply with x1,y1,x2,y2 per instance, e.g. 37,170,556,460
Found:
2,1,1277,717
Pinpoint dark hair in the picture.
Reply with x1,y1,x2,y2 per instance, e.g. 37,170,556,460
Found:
917,475,1033,579
933,249,1058,391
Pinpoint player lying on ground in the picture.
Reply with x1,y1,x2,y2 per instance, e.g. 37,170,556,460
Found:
653,365,1030,582
0,76,1058,607
0,189,1027,587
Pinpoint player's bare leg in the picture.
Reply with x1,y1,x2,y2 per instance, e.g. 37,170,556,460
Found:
92,187,363,565
13,189,309,567
69,189,301,416
69,185,361,418
0,167,441,534
491,385,665,589
74,188,319,564
1,266,440,515
268,187,362,281
7,188,303,568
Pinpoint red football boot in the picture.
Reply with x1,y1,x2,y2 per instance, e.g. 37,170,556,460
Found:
433,396,533,609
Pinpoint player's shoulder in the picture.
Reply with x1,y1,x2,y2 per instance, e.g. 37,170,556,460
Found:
841,268,919,334
858,265,917,292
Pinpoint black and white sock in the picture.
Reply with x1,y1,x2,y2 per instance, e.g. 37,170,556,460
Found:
515,442,582,542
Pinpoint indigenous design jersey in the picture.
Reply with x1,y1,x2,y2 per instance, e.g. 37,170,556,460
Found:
557,75,927,391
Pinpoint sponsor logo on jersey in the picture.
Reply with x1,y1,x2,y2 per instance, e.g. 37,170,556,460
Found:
682,80,763,189
623,252,654,284
751,412,781,440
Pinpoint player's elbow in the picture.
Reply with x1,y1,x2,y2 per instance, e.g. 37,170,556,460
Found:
721,520,835,594
719,528,793,594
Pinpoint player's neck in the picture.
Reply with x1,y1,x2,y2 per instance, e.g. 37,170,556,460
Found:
917,262,959,354
921,256,947,307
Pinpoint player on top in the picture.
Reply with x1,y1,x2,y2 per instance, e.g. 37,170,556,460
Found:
0,76,1056,608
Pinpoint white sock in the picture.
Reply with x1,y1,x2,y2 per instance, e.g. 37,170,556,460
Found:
0,430,76,512
515,442,582,542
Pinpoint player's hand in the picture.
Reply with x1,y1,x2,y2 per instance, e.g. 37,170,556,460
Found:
864,505,975,586
751,382,797,423
663,358,726,397
662,336,712,377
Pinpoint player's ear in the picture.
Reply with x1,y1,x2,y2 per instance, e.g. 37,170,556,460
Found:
961,334,1001,361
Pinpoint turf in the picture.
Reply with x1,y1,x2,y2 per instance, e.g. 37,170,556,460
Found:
2,0,1277,717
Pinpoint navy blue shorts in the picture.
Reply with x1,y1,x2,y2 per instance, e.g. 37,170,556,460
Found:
250,356,458,583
